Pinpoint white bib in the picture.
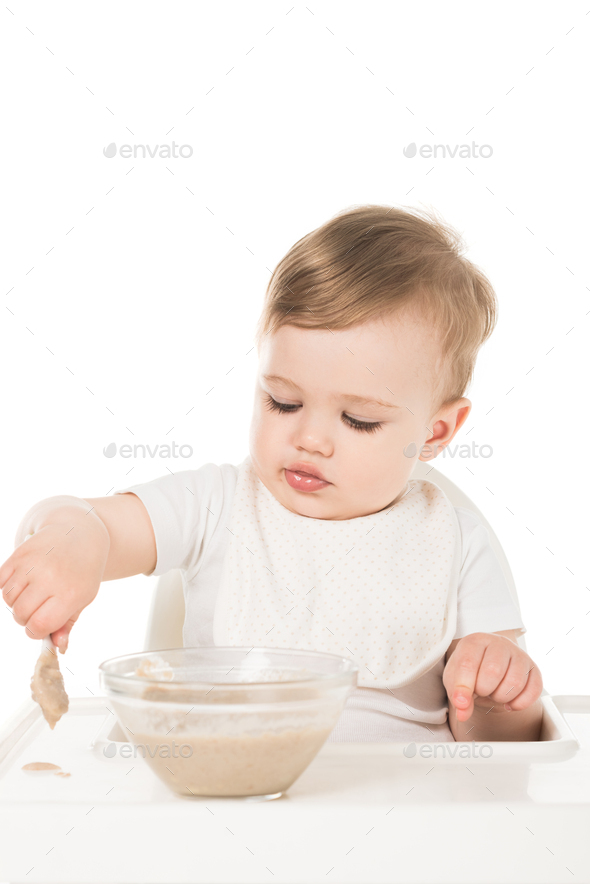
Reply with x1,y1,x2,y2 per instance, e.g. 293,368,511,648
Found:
213,454,461,689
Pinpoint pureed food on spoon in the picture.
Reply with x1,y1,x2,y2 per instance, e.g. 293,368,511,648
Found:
30,642,69,729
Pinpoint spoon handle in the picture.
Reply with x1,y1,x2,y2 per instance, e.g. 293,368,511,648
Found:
41,635,57,653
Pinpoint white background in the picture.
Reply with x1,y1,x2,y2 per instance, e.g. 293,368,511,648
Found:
1,1,589,727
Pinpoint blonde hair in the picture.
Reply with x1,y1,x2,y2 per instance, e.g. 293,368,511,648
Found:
254,203,498,414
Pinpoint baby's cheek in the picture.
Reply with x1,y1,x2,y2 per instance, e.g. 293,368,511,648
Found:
251,415,281,461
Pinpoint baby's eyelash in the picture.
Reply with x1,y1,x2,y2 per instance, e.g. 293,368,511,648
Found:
264,394,384,434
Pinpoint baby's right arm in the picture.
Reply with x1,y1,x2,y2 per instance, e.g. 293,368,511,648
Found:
0,492,156,652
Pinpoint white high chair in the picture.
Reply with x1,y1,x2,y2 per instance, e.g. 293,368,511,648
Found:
2,461,590,884
143,459,529,654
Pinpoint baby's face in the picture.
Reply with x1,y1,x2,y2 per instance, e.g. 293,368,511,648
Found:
249,311,471,520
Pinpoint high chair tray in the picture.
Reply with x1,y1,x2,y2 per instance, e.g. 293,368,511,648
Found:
0,694,589,884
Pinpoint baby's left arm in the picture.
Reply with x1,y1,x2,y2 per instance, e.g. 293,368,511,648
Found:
443,630,544,742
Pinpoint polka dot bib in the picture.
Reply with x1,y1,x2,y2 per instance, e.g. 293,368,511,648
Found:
213,454,461,689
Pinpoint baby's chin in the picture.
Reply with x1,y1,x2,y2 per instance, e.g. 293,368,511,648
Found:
283,490,405,521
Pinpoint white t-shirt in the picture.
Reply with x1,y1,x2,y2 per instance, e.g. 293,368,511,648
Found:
115,462,526,743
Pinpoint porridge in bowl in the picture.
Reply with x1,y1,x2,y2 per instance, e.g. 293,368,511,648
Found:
99,647,358,799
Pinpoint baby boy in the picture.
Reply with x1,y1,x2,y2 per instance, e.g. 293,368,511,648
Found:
0,203,544,743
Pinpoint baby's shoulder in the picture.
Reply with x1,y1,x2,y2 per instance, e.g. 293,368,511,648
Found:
138,461,240,509
452,506,495,567
453,505,485,535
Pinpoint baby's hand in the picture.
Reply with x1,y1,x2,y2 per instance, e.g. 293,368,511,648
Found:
442,632,543,722
0,515,109,653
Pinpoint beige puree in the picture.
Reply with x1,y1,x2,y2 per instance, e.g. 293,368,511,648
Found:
130,659,334,797
132,721,333,797
21,643,71,776
21,762,71,777
30,644,69,729
22,762,60,771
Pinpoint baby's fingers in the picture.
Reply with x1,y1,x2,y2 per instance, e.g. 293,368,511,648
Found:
20,595,73,646
10,580,52,629
496,661,543,711
51,612,81,653
444,649,483,721
0,562,26,607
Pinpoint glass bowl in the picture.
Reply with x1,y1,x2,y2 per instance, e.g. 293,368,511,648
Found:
98,646,358,800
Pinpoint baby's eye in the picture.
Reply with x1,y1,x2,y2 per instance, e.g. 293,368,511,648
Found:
264,394,299,414
263,394,383,434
